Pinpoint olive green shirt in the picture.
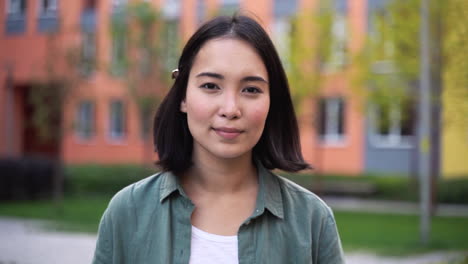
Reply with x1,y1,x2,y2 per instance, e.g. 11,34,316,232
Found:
92,164,345,263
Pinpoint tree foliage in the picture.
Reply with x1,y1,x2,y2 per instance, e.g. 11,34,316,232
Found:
442,0,468,130
110,2,175,139
288,0,334,112
352,0,468,128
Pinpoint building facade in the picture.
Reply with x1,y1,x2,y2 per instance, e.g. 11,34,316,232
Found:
1,0,466,177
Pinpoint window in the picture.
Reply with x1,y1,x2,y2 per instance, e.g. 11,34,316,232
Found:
76,101,95,140
368,1,395,72
274,0,297,17
6,0,27,34
81,0,97,33
84,0,96,10
7,0,26,15
318,97,346,143
272,0,297,69
162,0,180,19
39,0,57,14
272,16,292,70
370,101,415,147
81,33,96,76
37,0,58,32
109,100,126,140
161,19,180,73
323,0,348,71
111,34,127,75
196,0,205,25
161,0,181,71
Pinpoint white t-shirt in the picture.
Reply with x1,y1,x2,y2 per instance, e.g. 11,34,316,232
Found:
189,225,239,264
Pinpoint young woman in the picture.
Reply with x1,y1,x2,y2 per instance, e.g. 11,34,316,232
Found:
93,14,344,264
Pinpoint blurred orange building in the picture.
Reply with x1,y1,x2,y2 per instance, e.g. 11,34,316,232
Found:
3,0,462,178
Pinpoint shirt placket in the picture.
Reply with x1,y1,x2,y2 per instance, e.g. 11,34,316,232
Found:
172,195,195,264
238,207,265,264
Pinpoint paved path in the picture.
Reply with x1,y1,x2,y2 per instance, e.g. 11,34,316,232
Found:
1,217,466,264
0,218,96,264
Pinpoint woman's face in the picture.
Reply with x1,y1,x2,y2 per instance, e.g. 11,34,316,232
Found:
181,37,270,162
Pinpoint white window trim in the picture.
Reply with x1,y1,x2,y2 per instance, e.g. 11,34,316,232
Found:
7,0,24,15
322,12,348,73
272,17,292,70
320,98,346,145
38,0,57,15
162,0,180,19
369,104,413,149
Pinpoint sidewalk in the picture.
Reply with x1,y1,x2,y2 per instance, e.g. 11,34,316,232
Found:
323,196,468,217
0,217,96,264
1,217,466,264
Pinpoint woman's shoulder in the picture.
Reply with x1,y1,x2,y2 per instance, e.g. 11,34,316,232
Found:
105,171,166,215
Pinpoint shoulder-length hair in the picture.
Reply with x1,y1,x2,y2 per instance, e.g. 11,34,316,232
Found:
154,14,311,173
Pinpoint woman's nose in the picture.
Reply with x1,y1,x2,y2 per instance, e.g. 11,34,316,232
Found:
218,92,241,120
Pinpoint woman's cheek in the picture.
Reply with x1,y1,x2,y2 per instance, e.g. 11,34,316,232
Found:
250,102,270,123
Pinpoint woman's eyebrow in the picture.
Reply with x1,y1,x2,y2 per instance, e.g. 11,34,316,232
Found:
196,72,224,79
196,72,268,84
242,76,268,84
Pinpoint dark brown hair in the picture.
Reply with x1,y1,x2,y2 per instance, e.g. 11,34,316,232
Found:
153,14,311,173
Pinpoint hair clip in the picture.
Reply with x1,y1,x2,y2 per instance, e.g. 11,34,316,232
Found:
171,69,179,79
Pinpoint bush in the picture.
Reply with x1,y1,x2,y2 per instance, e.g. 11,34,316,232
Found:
0,157,59,200
280,172,468,204
64,164,468,204
438,178,468,204
65,164,158,195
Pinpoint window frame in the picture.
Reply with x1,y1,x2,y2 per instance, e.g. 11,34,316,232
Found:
38,0,57,15
369,102,414,148
75,100,95,141
108,99,126,141
318,97,346,145
7,0,26,15
80,32,96,76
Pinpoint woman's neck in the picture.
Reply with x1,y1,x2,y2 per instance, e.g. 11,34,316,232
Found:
182,152,258,194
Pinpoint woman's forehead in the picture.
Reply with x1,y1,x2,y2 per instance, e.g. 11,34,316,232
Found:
189,38,269,82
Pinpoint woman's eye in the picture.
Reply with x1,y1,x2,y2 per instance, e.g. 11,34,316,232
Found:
200,83,219,90
243,87,262,94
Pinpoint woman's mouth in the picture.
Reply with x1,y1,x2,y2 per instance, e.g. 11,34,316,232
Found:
212,127,243,140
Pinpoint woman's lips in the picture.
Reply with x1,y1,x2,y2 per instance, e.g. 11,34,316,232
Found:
212,127,243,139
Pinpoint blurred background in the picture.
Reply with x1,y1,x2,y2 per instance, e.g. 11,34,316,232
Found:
0,0,467,263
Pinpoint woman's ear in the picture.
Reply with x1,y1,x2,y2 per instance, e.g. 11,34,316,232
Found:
180,99,187,113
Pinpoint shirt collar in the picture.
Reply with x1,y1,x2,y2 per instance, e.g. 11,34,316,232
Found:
158,161,284,219
256,161,284,219
159,170,181,202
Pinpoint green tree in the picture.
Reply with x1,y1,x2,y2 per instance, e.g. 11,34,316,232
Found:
110,2,178,164
352,0,468,127
442,0,468,131
288,0,334,112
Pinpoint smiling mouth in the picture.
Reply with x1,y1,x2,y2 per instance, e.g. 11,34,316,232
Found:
212,127,244,139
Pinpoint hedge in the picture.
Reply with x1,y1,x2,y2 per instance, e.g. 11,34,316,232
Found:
65,164,157,195
64,164,468,204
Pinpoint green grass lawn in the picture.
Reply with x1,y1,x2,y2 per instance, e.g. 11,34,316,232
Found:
0,196,467,256
0,195,112,233
335,211,468,255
